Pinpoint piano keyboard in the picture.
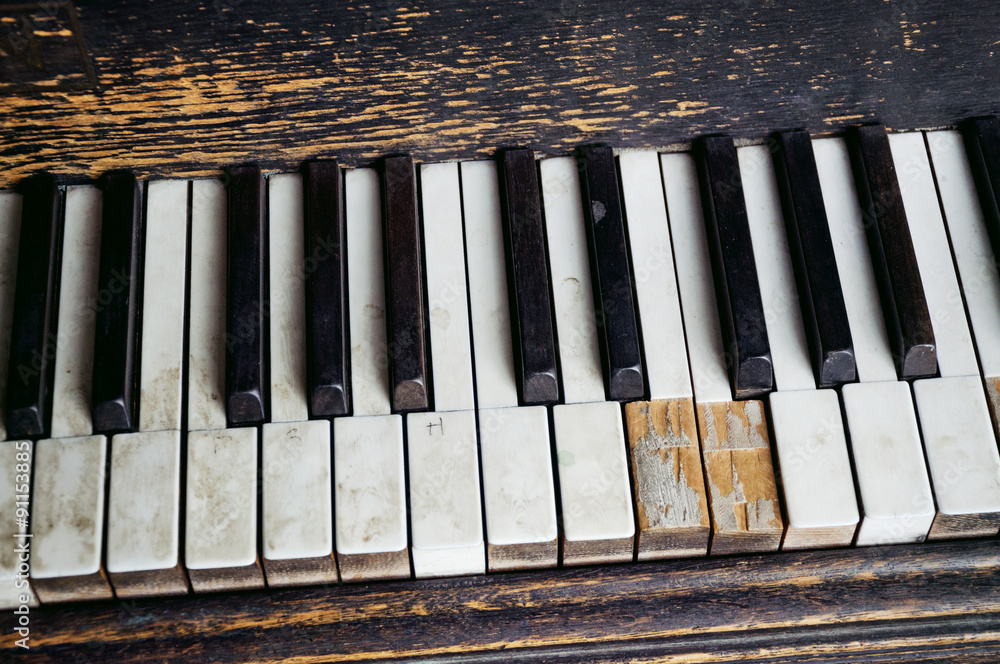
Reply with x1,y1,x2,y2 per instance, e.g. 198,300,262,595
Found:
3,122,1000,606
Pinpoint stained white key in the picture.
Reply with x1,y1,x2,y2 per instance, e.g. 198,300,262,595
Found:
553,401,634,564
816,136,936,545
890,132,978,377
139,180,189,432
0,193,22,442
740,144,857,548
540,157,604,404
185,428,262,591
927,131,1000,377
333,415,409,581
843,382,934,545
461,160,518,410
48,186,102,439
346,168,391,417
421,162,475,412
269,174,309,423
188,179,228,431
0,441,35,609
478,406,557,569
31,435,112,602
262,420,337,585
662,153,732,403
106,429,186,597
462,161,558,570
408,410,484,577
620,151,691,400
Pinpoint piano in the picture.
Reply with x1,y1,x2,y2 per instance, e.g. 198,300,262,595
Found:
2,1,999,661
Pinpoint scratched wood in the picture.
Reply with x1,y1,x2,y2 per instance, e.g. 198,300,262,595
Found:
625,398,710,560
697,400,785,554
0,0,999,187
2,540,999,662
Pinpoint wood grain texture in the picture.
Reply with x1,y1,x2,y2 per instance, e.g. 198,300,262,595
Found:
697,400,784,554
1,0,1000,187
4,540,1000,663
625,398,710,560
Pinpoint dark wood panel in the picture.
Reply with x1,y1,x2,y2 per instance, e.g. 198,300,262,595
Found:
0,0,999,186
2,540,999,662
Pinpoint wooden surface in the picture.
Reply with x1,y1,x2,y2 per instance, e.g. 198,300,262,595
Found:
1,539,998,662
1,0,1000,186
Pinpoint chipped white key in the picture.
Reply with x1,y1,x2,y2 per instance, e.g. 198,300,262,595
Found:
186,428,262,592
741,144,857,549
49,186,102,439
334,415,408,581
262,420,337,586
31,435,112,602
542,156,634,563
817,136,935,545
139,180,188,432
408,410,484,577
269,174,309,423
664,152,783,554
107,429,186,598
188,179,228,432
0,441,35,609
407,163,484,578
0,193,22,442
331,168,409,582
619,153,709,559
462,160,558,570
892,132,1000,538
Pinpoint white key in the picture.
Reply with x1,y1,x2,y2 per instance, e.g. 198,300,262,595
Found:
814,138,897,384
620,152,691,400
346,168,391,417
740,144,857,547
106,429,186,597
462,161,558,569
269,174,309,423
185,428,262,591
478,406,557,569
662,153,732,403
843,382,934,545
890,132,979,377
816,136,936,545
48,186,102,438
31,435,112,602
0,440,36,609
461,160,518,409
139,180,189,432
914,376,1000,538
0,193,22,442
421,162,475,412
333,414,409,581
188,180,228,431
553,401,634,564
408,410,484,577
927,130,1000,377
540,157,605,404
262,420,336,585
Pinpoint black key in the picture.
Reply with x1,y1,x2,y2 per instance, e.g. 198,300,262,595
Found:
576,146,644,401
497,149,559,405
381,155,429,412
303,160,350,417
5,175,62,438
847,124,936,379
773,130,857,387
226,165,268,425
92,171,143,433
962,117,1000,264
695,136,774,399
